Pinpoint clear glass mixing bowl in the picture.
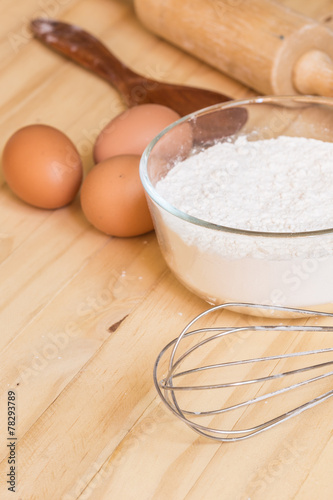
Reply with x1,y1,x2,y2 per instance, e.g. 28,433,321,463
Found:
140,96,333,315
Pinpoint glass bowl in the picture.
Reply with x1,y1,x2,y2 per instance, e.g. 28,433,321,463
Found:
140,96,333,316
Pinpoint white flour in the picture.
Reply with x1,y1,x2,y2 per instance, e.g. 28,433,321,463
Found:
154,136,333,310
157,136,333,233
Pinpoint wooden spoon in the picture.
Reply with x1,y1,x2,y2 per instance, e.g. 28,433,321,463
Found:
30,18,233,116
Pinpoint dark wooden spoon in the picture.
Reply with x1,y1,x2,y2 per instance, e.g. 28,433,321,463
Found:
30,18,233,116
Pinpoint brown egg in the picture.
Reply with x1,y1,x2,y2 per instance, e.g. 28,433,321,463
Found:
80,155,154,237
93,104,181,163
2,124,83,209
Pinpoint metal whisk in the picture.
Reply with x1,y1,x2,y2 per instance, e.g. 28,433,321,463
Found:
154,303,333,442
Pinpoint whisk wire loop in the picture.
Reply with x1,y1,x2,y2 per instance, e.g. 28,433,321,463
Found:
154,303,333,442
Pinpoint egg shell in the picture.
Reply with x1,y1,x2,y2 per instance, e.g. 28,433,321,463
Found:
2,124,83,209
93,104,181,163
80,155,154,237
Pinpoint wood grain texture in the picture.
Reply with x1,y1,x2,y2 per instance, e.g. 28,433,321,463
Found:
0,1,332,499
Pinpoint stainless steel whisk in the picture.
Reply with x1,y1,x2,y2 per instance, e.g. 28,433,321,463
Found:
154,303,333,442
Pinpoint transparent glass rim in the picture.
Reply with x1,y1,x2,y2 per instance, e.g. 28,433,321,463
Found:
139,95,333,238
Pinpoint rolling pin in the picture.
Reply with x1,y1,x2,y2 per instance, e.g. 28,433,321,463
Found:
134,0,333,96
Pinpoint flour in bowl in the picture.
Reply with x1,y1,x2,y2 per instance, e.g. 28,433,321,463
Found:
156,135,333,233
153,135,333,309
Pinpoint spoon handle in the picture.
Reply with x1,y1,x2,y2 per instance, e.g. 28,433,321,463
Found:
30,18,233,116
30,19,142,106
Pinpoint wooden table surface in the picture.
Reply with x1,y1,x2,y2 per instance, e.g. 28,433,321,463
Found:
1,1,333,499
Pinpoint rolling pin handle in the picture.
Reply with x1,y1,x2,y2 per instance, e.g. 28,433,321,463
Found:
293,50,333,97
